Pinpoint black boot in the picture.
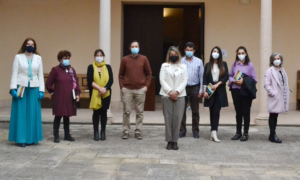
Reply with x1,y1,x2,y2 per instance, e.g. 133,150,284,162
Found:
64,134,75,141
64,127,75,141
53,129,60,143
269,134,282,143
100,130,106,141
231,133,242,140
240,132,249,141
94,131,99,141
64,118,75,141
269,113,280,143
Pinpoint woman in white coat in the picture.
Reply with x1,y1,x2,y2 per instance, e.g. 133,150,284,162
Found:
159,46,188,150
9,38,44,147
264,52,290,143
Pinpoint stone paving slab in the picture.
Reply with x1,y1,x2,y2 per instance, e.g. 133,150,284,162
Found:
1,123,300,179
0,106,299,126
0,107,271,126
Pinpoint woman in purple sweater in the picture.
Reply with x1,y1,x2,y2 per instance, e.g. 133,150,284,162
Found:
229,46,257,141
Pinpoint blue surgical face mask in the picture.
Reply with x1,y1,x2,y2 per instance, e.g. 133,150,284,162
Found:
131,48,139,55
62,59,70,66
185,51,194,58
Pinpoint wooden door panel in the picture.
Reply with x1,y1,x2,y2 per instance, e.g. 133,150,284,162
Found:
123,5,164,110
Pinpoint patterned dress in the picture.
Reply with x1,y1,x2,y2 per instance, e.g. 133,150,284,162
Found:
275,67,288,111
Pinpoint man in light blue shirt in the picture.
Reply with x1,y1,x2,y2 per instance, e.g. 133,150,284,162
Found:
180,42,204,139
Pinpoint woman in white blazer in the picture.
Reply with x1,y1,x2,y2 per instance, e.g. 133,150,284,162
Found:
264,53,290,143
159,46,188,150
8,38,44,147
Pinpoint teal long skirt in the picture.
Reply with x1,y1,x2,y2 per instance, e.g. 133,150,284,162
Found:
8,86,43,144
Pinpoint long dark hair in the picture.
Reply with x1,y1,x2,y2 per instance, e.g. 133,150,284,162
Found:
18,37,39,55
206,46,225,77
235,46,250,66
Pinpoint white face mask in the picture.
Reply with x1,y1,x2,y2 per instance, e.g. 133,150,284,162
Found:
212,52,219,59
238,54,246,61
273,59,281,66
95,56,104,63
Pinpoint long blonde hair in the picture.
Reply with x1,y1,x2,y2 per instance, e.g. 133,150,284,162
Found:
166,46,182,63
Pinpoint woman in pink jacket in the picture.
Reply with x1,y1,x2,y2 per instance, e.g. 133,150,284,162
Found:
264,53,290,143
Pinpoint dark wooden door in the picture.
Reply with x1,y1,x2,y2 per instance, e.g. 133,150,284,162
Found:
123,4,205,105
123,5,164,110
123,5,164,95
183,7,201,59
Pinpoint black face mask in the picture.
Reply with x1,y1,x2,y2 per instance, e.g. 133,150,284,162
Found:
170,56,178,63
25,46,35,53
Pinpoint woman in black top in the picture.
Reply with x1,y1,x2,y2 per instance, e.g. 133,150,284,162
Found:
87,49,113,141
203,46,229,142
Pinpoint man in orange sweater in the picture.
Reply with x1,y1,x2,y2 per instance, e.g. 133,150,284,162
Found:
119,40,152,140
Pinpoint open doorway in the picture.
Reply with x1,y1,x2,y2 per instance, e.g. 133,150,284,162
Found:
123,4,205,95
163,6,204,64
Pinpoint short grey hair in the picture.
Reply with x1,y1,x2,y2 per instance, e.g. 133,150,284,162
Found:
269,52,283,67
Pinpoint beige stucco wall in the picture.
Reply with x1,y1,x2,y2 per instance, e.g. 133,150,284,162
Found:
0,0,299,109
0,0,99,106
273,0,300,109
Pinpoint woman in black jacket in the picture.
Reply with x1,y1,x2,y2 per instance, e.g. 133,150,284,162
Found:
203,46,229,142
87,49,113,141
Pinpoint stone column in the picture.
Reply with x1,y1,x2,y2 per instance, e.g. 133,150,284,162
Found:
100,0,114,124
255,0,272,125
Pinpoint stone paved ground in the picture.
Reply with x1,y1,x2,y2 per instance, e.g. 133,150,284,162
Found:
1,123,300,180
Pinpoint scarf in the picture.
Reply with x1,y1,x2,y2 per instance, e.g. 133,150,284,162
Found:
274,66,288,111
59,63,77,89
25,53,33,80
89,60,110,110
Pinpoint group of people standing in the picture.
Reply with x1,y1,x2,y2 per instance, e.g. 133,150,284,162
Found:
8,38,113,147
8,38,290,149
159,42,290,150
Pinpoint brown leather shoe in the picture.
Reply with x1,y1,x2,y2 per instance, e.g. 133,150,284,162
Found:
122,133,129,139
135,133,143,140
166,142,172,150
172,142,179,150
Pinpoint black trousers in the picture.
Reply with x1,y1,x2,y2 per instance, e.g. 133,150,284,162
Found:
209,92,221,131
93,108,108,132
269,113,278,135
53,116,70,136
180,85,200,135
231,89,253,134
